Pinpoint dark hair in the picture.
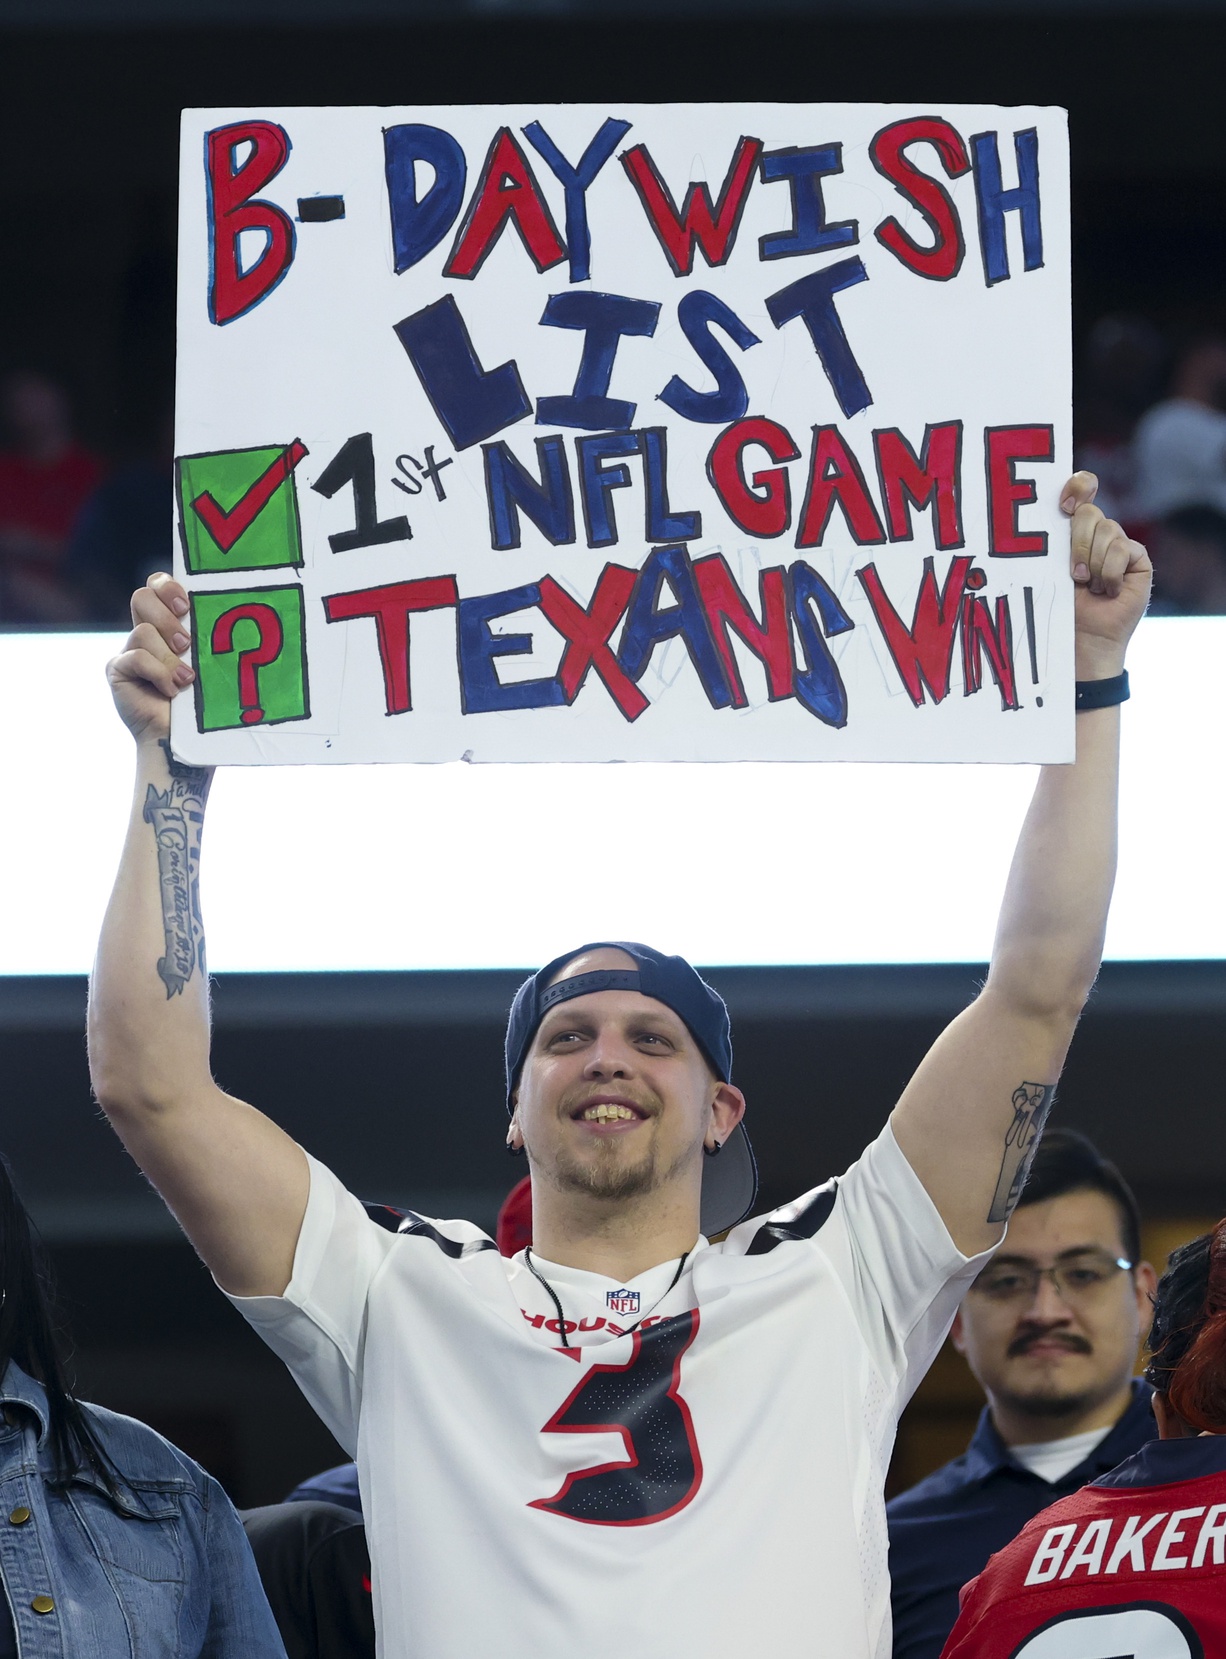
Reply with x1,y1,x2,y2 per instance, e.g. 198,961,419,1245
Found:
1144,1219,1226,1433
1016,1128,1142,1268
0,1153,118,1492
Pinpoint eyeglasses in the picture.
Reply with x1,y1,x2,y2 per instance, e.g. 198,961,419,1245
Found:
971,1251,1133,1304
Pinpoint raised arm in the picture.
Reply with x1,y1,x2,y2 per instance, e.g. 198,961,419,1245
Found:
890,473,1151,1256
88,573,308,1295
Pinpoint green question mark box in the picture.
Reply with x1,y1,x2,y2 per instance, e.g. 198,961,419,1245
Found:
190,585,310,732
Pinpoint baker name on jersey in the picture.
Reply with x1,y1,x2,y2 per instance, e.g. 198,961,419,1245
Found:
1025,1503,1226,1585
607,1289,641,1316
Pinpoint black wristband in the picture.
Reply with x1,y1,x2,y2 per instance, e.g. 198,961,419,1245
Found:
1075,670,1129,711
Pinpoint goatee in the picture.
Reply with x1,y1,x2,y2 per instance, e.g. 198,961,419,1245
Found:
997,1383,1099,1422
540,1136,698,1206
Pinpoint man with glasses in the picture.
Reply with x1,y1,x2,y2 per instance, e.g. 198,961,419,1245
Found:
887,1129,1159,1659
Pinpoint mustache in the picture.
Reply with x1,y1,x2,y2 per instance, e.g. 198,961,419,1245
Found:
1007,1328,1093,1358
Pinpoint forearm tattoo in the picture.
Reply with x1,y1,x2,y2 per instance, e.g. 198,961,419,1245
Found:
144,742,214,998
987,1082,1055,1223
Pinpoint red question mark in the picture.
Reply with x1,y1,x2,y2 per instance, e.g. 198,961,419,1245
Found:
210,603,284,725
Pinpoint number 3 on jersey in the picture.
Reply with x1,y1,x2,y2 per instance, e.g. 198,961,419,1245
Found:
530,1309,703,1526
1009,1602,1203,1658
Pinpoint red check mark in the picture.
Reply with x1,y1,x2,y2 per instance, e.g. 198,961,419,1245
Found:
190,440,309,552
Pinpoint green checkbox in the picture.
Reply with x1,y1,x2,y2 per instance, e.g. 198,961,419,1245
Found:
177,441,306,575
191,585,310,733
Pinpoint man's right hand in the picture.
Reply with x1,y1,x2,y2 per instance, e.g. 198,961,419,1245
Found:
106,572,195,743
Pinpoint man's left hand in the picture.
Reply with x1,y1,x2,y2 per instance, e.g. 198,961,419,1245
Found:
1060,471,1152,681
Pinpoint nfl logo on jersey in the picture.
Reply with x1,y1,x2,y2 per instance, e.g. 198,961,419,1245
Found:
606,1288,640,1315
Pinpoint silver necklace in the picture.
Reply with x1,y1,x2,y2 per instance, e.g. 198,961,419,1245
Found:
523,1246,691,1349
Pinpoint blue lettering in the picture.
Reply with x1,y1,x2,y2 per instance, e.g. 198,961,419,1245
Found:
765,257,872,420
577,431,640,548
394,296,531,452
759,145,857,261
522,118,631,283
618,544,731,709
537,291,660,431
457,583,567,713
788,560,854,726
659,290,760,425
971,128,1043,286
383,125,467,273
484,435,575,550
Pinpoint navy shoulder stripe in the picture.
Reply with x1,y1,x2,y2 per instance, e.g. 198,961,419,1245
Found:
363,1201,409,1233
745,1181,838,1255
362,1200,498,1257
397,1213,498,1259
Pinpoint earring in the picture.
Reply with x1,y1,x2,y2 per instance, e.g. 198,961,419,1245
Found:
506,1138,526,1158
704,1139,723,1158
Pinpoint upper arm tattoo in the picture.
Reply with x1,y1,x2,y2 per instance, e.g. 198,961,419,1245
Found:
144,742,214,998
987,1082,1054,1224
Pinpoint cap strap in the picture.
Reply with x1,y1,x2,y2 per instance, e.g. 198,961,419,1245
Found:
538,969,642,1012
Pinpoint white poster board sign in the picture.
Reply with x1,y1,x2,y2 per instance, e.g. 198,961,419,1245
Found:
172,102,1071,766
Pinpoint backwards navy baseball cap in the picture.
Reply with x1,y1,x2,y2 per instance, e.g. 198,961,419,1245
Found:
504,941,757,1236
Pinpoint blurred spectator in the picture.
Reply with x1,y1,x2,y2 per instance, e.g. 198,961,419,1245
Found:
243,1501,375,1659
1148,504,1226,614
888,1132,1157,1659
0,1148,286,1657
287,1462,362,1513
1075,314,1167,524
0,370,103,625
1133,336,1226,521
939,1220,1226,1658
496,1172,533,1255
66,409,174,625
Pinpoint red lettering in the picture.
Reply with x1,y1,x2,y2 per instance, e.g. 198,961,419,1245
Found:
796,427,886,548
206,121,296,325
870,117,970,282
621,137,763,277
961,592,1019,709
537,566,648,721
692,554,794,707
446,128,567,280
706,417,800,538
875,423,964,548
323,578,459,714
857,555,973,706
985,426,1055,555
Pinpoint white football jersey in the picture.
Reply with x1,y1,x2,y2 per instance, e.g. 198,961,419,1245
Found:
230,1123,991,1659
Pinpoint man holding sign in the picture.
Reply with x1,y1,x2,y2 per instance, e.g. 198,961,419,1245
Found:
88,472,1147,1658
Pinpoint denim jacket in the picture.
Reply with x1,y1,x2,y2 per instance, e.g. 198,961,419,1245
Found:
0,1362,286,1658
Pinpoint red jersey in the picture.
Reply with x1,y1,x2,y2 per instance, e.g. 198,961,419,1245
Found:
941,1437,1226,1658
0,445,102,541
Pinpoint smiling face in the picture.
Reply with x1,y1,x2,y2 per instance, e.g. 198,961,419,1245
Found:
509,948,744,1217
952,1187,1156,1435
